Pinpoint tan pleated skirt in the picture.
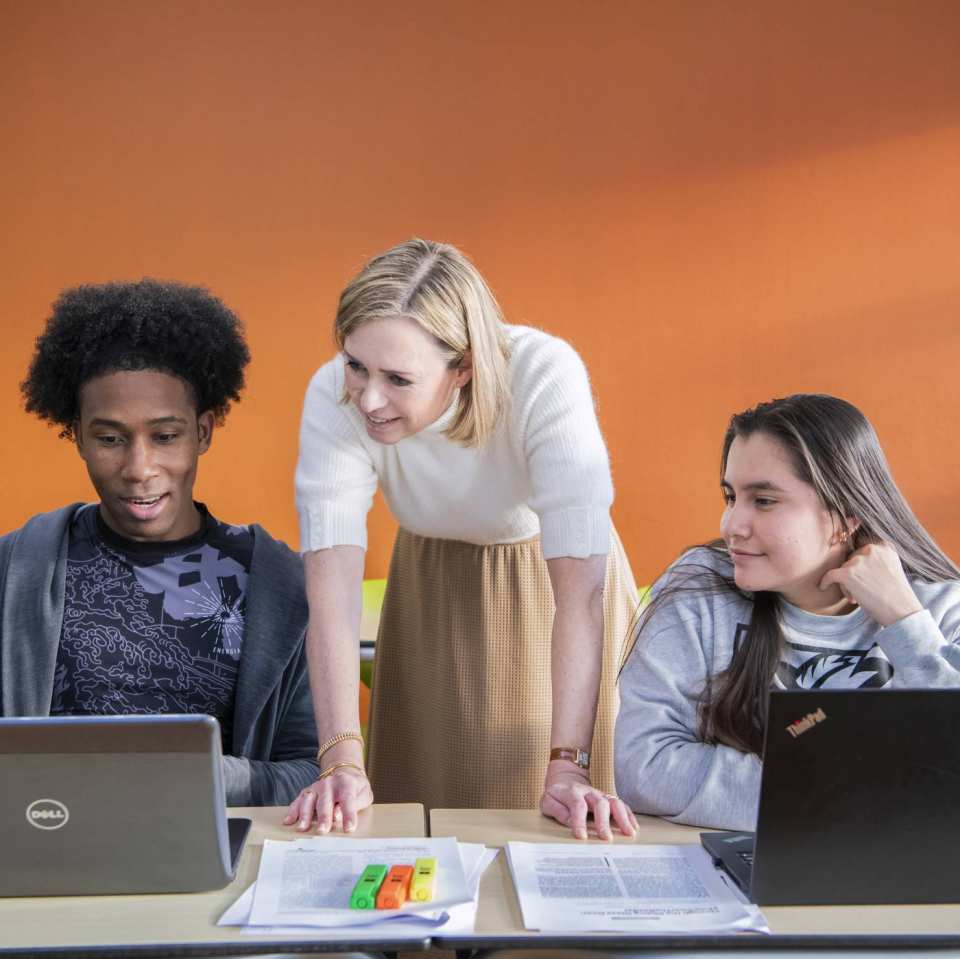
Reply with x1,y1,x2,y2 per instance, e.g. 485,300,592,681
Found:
367,527,638,810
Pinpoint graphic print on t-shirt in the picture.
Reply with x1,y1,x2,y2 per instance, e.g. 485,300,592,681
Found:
52,506,254,746
776,639,892,688
131,547,247,659
731,621,894,690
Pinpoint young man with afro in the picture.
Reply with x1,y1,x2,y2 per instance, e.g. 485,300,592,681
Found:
1,279,319,806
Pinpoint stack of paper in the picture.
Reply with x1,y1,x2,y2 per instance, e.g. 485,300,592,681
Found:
505,842,769,934
219,836,496,940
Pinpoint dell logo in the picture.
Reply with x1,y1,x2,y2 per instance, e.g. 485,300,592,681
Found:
25,798,70,831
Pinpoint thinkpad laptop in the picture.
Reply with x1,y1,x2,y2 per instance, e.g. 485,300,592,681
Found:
701,688,960,905
0,714,251,896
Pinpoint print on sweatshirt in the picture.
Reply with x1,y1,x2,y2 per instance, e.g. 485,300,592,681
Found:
730,622,894,690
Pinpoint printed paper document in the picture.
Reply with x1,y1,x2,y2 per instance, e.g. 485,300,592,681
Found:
219,838,496,938
505,842,768,934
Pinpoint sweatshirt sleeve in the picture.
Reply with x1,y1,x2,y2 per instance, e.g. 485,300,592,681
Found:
295,359,378,552
876,581,960,686
512,331,613,560
614,575,762,831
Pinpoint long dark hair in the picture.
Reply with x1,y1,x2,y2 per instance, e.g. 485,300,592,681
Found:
628,394,960,755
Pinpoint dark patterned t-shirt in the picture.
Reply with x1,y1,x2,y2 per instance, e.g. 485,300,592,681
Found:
52,504,254,752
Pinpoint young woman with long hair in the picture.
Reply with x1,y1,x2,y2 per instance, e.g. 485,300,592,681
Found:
615,393,960,830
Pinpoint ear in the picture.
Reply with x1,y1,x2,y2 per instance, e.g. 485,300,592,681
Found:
455,353,473,388
831,515,861,547
197,411,215,455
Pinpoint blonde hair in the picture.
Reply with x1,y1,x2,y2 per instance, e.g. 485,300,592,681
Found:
334,238,512,447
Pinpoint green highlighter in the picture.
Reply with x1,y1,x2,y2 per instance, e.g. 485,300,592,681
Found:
350,864,389,909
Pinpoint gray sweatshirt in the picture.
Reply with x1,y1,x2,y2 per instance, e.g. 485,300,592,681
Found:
614,547,960,831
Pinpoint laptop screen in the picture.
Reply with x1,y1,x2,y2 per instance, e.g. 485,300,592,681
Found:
0,714,246,896
749,688,960,905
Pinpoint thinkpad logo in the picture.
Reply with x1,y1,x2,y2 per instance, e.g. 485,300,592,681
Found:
26,798,70,830
786,707,827,739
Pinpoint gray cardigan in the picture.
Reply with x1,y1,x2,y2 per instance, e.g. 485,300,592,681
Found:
0,504,319,806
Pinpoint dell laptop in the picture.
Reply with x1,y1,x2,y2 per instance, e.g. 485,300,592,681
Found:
701,688,960,905
0,714,251,896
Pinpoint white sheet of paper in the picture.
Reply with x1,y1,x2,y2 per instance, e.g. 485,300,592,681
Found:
221,840,495,936
249,836,471,927
505,842,768,934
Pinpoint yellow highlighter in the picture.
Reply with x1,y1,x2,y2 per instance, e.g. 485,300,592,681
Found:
410,856,437,902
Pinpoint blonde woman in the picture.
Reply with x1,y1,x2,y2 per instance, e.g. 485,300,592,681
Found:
284,239,638,839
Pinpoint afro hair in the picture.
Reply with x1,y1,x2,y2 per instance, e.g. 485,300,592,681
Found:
22,278,251,439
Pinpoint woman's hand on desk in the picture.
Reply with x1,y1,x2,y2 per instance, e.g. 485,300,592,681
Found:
540,763,639,841
283,750,373,833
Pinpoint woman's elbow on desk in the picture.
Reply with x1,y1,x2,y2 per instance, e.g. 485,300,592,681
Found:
614,728,761,831
613,731,702,821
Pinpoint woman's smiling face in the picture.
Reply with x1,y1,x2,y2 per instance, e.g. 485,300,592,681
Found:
342,316,472,444
720,431,851,612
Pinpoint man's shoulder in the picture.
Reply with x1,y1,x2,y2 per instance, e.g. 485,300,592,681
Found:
0,505,86,600
247,523,305,580
241,523,309,641
0,504,86,554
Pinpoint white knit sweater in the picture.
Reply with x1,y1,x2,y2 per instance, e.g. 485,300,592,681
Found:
295,325,613,559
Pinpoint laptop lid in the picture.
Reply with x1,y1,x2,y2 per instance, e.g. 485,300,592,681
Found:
0,714,250,896
750,688,960,905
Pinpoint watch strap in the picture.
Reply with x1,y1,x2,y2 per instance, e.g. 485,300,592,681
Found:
549,746,590,769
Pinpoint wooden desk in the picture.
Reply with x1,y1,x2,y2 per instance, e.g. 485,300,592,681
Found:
430,808,960,951
0,803,427,958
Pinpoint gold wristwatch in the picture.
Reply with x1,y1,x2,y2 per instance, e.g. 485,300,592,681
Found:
549,746,590,769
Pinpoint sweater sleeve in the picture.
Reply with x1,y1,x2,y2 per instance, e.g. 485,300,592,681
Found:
295,359,378,552
614,575,761,831
244,644,320,806
876,581,960,686
225,526,321,807
222,656,320,806
512,331,613,560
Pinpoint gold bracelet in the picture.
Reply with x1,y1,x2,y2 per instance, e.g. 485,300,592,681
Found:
316,731,363,763
318,761,365,781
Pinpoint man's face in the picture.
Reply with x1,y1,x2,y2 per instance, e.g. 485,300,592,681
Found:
75,370,213,542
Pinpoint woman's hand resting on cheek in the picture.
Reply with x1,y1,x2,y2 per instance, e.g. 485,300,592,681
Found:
819,542,923,627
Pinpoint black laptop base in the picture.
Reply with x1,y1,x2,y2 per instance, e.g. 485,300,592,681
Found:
700,830,753,897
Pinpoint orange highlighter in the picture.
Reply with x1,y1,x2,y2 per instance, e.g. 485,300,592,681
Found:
376,864,414,909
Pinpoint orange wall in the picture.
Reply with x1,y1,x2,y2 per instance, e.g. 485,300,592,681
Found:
2,1,960,584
